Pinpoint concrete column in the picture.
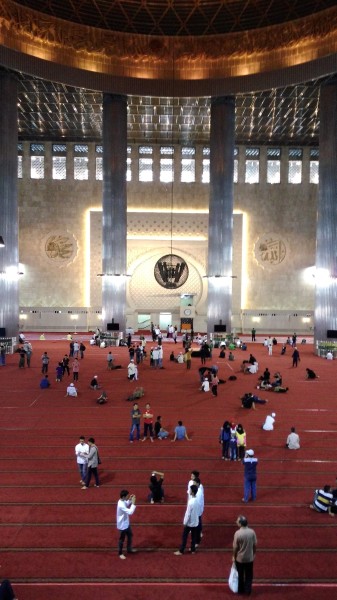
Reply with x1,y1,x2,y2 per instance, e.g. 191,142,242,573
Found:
207,96,235,338
101,94,128,334
0,71,19,339
314,80,337,346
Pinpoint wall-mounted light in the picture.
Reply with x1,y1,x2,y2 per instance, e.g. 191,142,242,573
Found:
97,273,131,278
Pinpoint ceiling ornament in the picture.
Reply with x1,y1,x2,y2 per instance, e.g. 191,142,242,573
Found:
0,0,336,93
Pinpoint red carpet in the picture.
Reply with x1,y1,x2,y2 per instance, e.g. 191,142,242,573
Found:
1,335,337,599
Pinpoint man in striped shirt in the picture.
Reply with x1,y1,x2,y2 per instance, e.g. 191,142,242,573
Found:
310,485,333,513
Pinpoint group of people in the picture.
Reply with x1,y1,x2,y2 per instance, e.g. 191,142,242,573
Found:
220,421,247,461
129,402,191,443
75,435,101,490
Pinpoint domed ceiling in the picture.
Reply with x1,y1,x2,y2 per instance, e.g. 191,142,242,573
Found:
13,0,337,36
1,1,336,144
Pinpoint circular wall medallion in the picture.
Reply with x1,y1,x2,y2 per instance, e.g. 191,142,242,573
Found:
154,254,189,289
254,233,287,268
42,230,78,267
184,308,192,316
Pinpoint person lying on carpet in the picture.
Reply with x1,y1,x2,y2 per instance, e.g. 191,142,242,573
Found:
306,368,319,380
126,387,144,402
148,470,165,503
241,393,268,410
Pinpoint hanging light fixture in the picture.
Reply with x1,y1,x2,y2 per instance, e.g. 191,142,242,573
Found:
0,236,5,247
153,46,188,291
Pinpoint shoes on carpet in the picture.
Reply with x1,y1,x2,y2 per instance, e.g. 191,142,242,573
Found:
150,499,154,504
150,438,154,443
141,438,146,442
94,485,100,487
119,554,126,560
81,486,87,490
80,480,84,484
174,551,183,556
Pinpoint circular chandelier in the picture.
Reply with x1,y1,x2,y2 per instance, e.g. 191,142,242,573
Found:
154,254,189,289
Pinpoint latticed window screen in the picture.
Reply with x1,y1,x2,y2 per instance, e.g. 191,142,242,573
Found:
30,143,45,154
74,157,88,180
52,156,66,180
139,158,153,182
127,157,132,182
139,145,153,155
96,157,103,181
52,144,67,153
74,144,88,154
202,158,210,183
288,161,302,183
245,160,259,183
18,156,22,179
96,145,103,154
160,158,174,182
160,146,174,155
267,160,281,184
234,159,238,183
309,161,319,184
181,148,195,183
30,156,44,179
202,146,210,156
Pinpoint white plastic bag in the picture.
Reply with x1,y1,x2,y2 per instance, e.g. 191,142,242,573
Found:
228,563,239,593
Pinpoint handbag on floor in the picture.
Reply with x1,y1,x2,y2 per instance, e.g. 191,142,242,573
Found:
228,563,238,593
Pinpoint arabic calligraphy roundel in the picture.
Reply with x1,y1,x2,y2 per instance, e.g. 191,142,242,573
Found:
254,233,287,268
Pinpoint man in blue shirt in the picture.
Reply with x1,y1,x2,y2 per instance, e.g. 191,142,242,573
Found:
171,420,191,442
242,449,258,502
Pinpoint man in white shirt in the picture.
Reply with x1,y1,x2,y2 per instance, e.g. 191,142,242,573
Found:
262,412,276,430
174,484,199,555
65,382,78,397
116,489,137,559
286,427,300,449
194,477,205,547
73,341,80,358
75,436,89,484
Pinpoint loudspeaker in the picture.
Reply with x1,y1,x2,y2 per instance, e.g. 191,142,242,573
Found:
107,323,119,331
0,327,6,337
214,324,226,333
327,330,337,339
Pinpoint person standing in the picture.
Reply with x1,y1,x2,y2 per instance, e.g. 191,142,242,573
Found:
251,328,256,342
79,341,86,359
62,354,70,376
267,337,273,356
116,489,137,559
73,340,80,358
23,341,32,367
184,347,192,370
292,347,300,367
0,344,5,366
233,515,257,595
141,403,154,442
81,437,100,489
41,352,49,373
75,436,89,484
129,402,141,442
242,449,258,503
72,358,80,381
107,351,114,370
174,484,199,555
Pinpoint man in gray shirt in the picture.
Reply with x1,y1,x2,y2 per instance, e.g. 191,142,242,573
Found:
233,515,257,595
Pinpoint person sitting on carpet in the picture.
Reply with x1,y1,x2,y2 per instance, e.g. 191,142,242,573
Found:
219,348,226,358
40,374,50,389
262,412,276,431
310,485,333,513
154,416,169,439
65,382,78,397
306,368,319,380
171,420,191,441
200,377,210,392
228,351,235,361
148,470,165,503
241,393,268,410
97,390,108,404
286,427,300,449
90,375,101,389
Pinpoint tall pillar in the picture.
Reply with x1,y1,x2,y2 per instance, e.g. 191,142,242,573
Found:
0,71,19,339
207,96,235,338
101,94,127,334
314,80,337,345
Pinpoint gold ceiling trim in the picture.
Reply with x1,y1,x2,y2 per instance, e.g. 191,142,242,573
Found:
0,0,336,81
